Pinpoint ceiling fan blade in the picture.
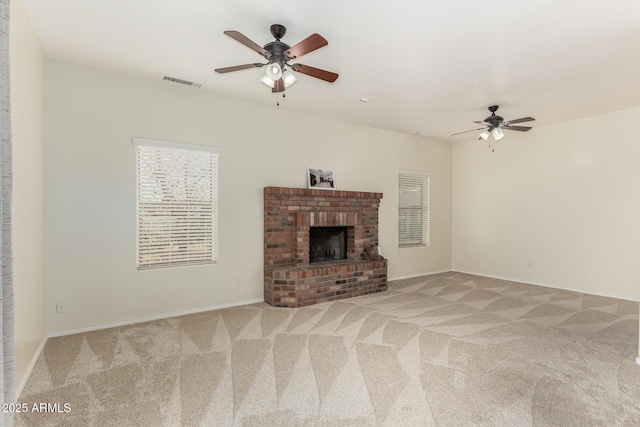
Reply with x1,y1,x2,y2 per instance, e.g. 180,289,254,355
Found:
503,125,532,132
223,30,270,58
291,64,338,83
286,33,328,59
451,127,486,136
272,78,284,93
214,63,265,73
505,116,535,125
473,121,489,125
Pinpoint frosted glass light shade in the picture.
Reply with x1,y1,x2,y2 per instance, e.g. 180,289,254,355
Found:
265,63,282,80
282,70,297,88
261,75,275,88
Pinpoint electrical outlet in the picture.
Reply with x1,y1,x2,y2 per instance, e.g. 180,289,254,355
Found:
56,301,67,314
257,208,263,217
235,275,243,286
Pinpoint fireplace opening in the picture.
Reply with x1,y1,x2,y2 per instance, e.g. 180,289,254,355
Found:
309,226,347,263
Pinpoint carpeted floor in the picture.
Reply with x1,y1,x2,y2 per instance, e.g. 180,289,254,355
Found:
16,272,640,426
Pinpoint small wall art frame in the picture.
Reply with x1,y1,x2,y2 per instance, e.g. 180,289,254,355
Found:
307,167,336,190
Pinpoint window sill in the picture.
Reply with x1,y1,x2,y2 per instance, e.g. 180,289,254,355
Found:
399,243,427,249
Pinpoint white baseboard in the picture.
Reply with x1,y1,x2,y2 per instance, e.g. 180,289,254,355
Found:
389,270,452,282
452,269,639,303
15,336,47,401
48,298,264,338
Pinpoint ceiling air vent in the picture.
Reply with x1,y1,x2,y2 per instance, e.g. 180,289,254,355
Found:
162,75,202,88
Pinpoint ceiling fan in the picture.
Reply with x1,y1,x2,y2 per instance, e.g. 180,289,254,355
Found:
452,105,535,141
214,24,339,93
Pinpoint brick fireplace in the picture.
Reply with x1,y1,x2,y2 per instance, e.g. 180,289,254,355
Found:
264,187,388,307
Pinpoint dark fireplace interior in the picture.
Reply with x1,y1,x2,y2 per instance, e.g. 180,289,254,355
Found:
309,226,347,263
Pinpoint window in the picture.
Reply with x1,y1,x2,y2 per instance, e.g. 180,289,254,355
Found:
133,138,219,269
398,170,430,247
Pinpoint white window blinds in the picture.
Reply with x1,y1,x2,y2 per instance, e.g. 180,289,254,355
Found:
398,170,430,247
134,138,219,270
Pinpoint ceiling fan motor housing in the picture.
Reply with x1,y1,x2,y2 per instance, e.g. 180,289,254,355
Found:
485,106,503,128
264,40,290,68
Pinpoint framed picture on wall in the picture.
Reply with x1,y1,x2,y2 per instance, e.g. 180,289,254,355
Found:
307,167,336,190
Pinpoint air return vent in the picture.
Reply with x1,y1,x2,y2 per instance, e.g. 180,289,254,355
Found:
162,75,202,88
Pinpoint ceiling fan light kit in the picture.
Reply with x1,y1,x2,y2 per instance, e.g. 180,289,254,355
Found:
282,70,297,88
265,63,282,81
491,127,504,141
261,75,276,88
215,24,338,97
452,105,535,151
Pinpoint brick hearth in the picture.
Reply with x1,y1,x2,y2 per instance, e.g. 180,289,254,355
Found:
264,187,387,307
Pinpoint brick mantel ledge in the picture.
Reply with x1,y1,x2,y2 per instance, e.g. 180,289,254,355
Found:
264,186,383,200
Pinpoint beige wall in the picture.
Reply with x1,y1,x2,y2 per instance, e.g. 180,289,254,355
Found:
44,61,452,334
10,0,47,397
452,106,640,302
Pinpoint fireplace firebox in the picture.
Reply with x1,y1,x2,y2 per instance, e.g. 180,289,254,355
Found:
309,226,347,263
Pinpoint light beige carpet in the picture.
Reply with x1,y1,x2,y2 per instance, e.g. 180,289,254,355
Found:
16,272,640,426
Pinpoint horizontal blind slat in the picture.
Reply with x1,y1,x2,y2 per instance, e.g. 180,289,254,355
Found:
136,143,218,269
398,171,430,247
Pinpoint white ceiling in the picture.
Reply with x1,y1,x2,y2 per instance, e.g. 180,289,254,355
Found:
22,0,640,143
